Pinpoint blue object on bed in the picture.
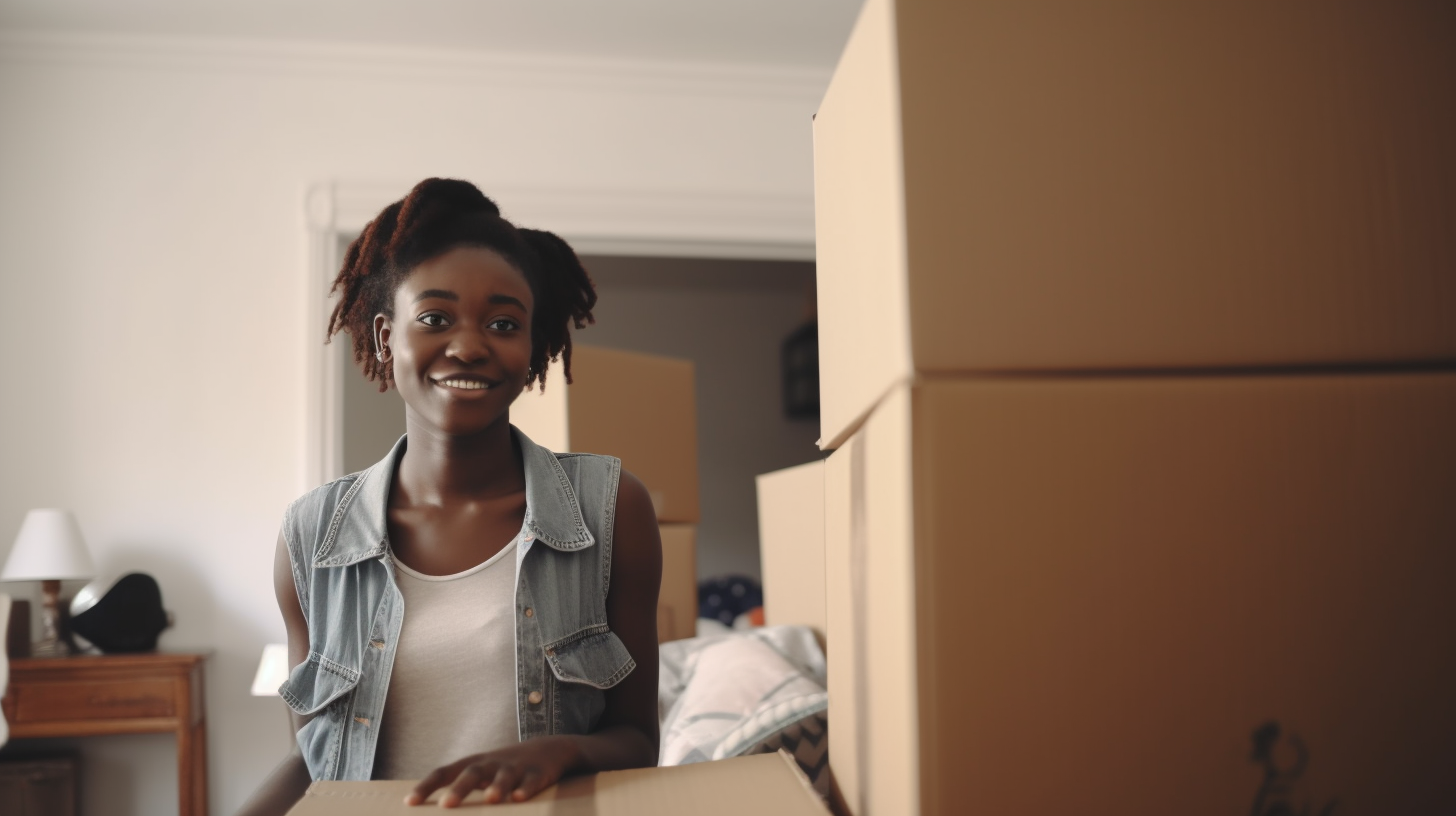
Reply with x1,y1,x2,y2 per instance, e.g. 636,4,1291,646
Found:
697,575,764,626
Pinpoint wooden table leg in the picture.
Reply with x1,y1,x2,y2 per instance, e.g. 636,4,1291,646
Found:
177,715,209,816
179,714,195,816
194,718,209,816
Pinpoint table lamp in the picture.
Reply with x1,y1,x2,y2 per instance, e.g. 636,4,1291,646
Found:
253,642,298,746
2,509,96,657
251,643,290,697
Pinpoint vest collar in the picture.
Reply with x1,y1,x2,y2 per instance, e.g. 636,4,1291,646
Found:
312,426,596,568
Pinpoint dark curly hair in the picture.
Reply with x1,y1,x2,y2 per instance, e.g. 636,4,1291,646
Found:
327,178,597,393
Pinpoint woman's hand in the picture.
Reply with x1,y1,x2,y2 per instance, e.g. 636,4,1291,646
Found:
405,736,581,808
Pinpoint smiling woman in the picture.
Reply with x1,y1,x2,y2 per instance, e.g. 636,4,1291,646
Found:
236,179,663,815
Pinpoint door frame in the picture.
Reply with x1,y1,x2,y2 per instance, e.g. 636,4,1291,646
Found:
301,180,815,488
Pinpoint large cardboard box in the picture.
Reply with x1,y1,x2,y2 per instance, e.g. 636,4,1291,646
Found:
756,461,827,645
286,752,828,815
512,345,700,522
658,523,698,644
814,0,1456,448
827,374,1456,816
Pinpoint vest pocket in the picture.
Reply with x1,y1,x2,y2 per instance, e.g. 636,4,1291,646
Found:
278,650,362,716
544,629,636,689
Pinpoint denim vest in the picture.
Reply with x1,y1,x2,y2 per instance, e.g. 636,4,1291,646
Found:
277,429,636,780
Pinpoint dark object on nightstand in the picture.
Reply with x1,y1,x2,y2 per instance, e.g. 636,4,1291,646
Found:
0,755,78,816
5,599,30,659
67,573,169,653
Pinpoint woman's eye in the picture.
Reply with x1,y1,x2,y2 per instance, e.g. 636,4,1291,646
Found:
418,313,449,327
488,318,520,332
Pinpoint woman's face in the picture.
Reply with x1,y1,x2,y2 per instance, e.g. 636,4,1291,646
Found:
376,246,535,436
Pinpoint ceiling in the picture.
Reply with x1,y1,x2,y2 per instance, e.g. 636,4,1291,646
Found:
0,0,863,69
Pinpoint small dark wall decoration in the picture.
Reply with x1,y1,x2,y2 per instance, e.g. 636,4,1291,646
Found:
1249,721,1338,816
781,321,819,420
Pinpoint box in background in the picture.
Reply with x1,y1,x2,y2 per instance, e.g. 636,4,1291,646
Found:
512,345,700,523
657,524,697,643
828,373,1456,816
756,461,826,647
286,751,827,816
814,0,1456,449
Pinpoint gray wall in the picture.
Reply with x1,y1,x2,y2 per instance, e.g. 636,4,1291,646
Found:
340,332,407,475
577,255,822,581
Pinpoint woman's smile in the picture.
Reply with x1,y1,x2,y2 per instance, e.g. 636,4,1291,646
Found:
377,245,535,435
432,375,499,393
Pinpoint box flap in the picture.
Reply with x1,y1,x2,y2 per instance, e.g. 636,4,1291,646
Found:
288,752,827,816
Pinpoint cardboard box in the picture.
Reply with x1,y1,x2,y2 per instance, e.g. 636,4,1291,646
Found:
827,373,1456,816
814,0,1456,448
824,389,917,816
512,345,700,522
756,461,826,646
286,751,828,815
658,524,698,644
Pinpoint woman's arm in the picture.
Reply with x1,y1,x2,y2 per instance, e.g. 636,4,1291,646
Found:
409,470,663,807
233,531,315,816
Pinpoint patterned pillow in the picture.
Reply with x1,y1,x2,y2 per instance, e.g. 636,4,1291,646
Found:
740,708,830,797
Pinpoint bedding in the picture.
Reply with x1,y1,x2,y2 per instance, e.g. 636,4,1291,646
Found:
658,625,829,796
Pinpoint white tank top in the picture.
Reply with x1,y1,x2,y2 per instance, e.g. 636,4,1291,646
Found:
373,535,521,780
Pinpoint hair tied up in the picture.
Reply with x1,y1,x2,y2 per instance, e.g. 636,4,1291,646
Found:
326,178,596,394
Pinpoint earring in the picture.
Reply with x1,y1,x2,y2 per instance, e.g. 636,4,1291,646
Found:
376,346,387,362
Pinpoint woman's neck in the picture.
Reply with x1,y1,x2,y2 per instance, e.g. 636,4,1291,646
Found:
395,413,524,505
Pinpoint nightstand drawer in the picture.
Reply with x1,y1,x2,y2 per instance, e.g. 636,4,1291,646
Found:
12,679,176,722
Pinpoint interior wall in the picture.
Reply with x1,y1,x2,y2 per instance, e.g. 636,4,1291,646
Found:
340,331,406,475
577,255,823,581
0,32,820,816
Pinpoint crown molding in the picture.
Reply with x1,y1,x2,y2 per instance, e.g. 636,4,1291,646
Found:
305,180,814,259
0,29,831,102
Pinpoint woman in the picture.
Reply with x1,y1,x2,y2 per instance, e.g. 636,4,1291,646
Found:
238,179,662,813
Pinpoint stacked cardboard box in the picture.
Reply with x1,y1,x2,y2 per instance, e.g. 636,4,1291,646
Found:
512,344,701,643
814,2,1456,815
756,461,827,648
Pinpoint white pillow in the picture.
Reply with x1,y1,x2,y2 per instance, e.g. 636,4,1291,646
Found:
657,625,827,766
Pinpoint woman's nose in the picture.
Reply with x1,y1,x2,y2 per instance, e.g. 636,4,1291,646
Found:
445,327,491,364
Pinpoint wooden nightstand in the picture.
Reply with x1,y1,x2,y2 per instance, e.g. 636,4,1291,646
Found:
1,652,208,816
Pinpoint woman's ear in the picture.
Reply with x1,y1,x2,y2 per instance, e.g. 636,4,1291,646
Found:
374,314,392,361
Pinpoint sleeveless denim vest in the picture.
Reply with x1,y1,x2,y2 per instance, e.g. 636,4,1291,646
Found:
277,429,636,780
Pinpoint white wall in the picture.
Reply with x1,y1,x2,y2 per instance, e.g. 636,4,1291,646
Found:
0,31,820,815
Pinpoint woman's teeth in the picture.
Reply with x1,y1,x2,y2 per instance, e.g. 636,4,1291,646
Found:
439,379,490,390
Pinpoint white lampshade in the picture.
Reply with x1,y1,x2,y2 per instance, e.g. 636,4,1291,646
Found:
2,509,96,582
251,643,291,696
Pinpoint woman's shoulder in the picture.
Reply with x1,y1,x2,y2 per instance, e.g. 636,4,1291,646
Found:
281,471,365,544
289,471,363,512
550,450,621,470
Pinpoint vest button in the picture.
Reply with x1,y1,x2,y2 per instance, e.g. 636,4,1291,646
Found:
524,607,534,617
527,690,543,705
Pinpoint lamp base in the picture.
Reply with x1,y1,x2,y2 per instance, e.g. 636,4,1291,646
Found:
33,578,75,658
